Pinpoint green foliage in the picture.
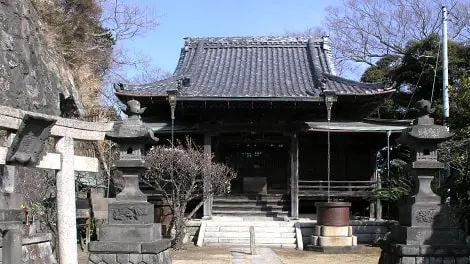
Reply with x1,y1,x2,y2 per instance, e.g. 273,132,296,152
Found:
449,78,470,138
439,138,470,227
361,55,401,83
363,34,470,121
438,79,470,227
370,145,413,202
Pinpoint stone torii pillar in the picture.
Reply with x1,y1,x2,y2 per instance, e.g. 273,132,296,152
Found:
0,105,113,264
55,136,77,263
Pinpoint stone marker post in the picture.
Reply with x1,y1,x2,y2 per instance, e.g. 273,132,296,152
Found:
2,229,22,263
1,165,24,264
88,99,171,264
379,100,470,264
250,226,256,255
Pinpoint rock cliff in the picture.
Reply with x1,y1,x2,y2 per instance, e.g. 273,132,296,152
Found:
0,0,84,116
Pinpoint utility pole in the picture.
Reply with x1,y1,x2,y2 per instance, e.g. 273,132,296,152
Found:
442,6,449,126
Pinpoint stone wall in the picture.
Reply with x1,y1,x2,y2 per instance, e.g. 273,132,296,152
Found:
88,250,171,264
0,233,56,264
0,0,84,116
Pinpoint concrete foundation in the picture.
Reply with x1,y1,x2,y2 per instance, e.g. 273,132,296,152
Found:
307,225,360,252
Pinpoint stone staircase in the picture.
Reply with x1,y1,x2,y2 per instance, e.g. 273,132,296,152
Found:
212,194,290,218
201,217,298,248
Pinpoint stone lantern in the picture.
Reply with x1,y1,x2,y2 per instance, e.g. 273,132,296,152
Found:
88,99,171,264
379,100,470,264
394,100,454,238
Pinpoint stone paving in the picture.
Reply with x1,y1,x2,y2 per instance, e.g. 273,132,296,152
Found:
230,248,284,264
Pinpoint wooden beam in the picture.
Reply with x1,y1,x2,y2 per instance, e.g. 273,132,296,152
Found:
0,147,98,172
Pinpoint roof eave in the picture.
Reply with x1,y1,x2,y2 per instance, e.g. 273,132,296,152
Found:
336,89,395,97
115,89,395,101
175,96,323,102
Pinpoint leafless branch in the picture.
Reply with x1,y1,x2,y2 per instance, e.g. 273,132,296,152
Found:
324,0,470,67
143,137,236,248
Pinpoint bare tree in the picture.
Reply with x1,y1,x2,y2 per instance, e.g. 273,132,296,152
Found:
96,0,170,108
144,138,236,249
285,26,328,38
325,0,470,66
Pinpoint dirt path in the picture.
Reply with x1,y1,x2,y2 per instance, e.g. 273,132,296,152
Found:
79,244,382,264
172,244,381,264
274,246,381,264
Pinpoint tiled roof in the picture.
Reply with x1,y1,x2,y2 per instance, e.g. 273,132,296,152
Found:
115,37,393,100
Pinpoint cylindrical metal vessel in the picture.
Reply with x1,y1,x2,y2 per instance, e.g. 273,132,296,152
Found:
315,202,351,226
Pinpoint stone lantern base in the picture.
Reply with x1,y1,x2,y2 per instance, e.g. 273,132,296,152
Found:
378,198,470,264
88,200,172,264
379,244,470,264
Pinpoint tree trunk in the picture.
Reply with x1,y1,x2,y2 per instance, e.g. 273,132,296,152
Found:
172,211,186,249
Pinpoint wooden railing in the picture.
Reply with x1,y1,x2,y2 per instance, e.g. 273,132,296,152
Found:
298,180,377,198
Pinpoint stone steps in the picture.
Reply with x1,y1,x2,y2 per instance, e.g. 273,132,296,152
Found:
206,218,295,226
213,203,286,209
212,195,290,218
205,231,296,238
211,210,289,218
201,218,298,248
204,237,297,245
206,226,295,232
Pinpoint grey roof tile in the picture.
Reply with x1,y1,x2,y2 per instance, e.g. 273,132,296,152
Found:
116,37,393,100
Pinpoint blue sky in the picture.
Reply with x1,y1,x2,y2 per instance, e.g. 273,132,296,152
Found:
122,0,342,76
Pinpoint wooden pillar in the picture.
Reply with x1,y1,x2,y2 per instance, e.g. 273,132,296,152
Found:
377,132,391,220
203,133,213,219
55,137,78,264
376,173,382,220
290,133,299,219
369,147,376,219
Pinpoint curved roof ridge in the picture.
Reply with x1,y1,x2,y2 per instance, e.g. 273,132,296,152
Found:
184,36,326,46
115,36,395,100
115,75,183,95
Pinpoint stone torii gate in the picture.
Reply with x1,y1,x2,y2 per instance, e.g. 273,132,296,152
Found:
0,105,113,264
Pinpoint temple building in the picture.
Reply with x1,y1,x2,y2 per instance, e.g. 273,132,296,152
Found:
114,36,408,219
